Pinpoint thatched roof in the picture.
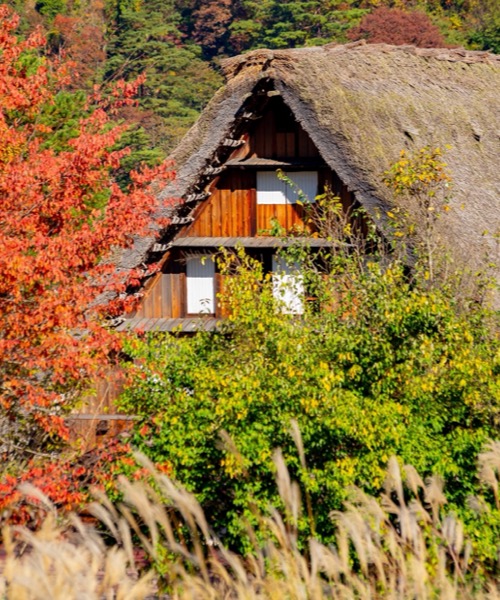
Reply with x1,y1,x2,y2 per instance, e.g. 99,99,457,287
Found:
120,41,500,279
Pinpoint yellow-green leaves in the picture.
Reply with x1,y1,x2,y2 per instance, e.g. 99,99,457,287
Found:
383,146,454,282
119,248,500,553
384,147,452,197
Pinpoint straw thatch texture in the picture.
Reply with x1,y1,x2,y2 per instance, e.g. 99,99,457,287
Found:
121,42,500,277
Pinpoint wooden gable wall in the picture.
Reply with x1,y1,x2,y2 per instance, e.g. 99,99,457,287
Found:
132,96,357,321
249,97,320,160
182,97,328,238
75,94,361,448
185,171,257,237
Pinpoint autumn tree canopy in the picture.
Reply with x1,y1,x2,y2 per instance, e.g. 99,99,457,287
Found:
347,7,447,48
0,6,172,459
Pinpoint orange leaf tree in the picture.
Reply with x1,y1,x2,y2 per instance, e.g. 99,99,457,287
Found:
0,6,172,460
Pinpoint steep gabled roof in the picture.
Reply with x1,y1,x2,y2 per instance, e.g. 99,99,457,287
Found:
120,42,500,276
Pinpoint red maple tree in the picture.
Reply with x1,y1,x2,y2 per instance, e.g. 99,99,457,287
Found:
348,7,447,48
0,6,173,458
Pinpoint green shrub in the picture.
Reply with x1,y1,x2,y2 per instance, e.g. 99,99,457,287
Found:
119,247,500,554
120,148,500,556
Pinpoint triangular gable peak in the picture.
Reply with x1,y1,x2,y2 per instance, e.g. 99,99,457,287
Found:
154,75,359,240
180,93,356,239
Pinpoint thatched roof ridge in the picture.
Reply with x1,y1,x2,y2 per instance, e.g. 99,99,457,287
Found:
121,42,500,277
220,41,500,81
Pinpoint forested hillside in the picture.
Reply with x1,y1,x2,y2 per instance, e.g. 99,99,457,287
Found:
8,0,499,166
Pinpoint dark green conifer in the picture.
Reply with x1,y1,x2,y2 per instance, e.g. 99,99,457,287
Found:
104,0,222,155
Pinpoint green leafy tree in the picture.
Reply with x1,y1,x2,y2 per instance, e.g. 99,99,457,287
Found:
261,0,325,48
230,0,367,49
34,0,66,20
119,248,500,551
467,0,500,54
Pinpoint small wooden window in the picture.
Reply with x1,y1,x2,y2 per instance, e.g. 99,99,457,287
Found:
185,255,215,315
256,171,318,205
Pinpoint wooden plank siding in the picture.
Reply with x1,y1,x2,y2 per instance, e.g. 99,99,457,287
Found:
256,203,309,234
180,92,337,239
183,98,329,239
249,98,320,160
68,366,132,451
134,272,185,319
127,99,357,323
184,171,256,237
184,169,330,238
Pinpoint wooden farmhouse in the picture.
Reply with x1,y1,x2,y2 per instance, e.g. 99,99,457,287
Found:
114,42,500,335
71,42,500,444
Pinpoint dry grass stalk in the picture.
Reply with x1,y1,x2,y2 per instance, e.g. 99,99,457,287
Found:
2,444,500,598
0,514,153,599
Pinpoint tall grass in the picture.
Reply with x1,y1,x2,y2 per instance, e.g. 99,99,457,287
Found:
2,442,500,599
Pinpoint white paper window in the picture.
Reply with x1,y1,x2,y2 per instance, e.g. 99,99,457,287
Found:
257,171,318,205
186,256,215,314
272,255,304,315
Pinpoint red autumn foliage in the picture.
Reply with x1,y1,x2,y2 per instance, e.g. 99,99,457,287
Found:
191,0,233,53
52,14,106,85
348,7,448,48
0,6,174,453
0,439,171,527
0,462,88,526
